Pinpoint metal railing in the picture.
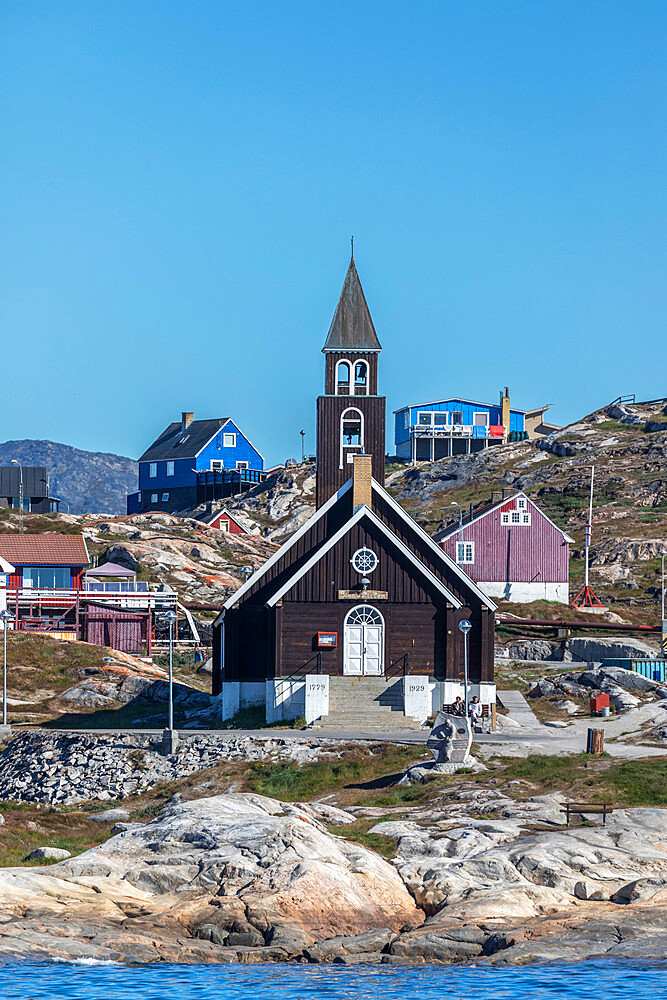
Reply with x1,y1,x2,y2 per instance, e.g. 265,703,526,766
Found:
280,651,322,681
385,652,410,678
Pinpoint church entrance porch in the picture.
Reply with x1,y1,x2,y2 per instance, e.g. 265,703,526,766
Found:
343,604,384,675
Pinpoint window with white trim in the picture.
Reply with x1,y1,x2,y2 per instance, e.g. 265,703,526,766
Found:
517,498,526,510
511,511,521,524
166,461,175,476
223,433,236,447
351,548,378,574
354,360,368,395
150,493,158,503
162,493,169,501
522,512,531,525
336,360,351,395
456,541,475,564
219,519,230,533
149,463,157,478
210,460,223,471
501,512,510,525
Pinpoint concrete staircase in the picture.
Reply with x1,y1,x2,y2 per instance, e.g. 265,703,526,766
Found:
310,676,425,731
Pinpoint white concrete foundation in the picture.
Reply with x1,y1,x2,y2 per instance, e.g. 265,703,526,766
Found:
403,675,430,723
479,581,569,604
265,675,329,725
220,681,266,722
436,681,496,710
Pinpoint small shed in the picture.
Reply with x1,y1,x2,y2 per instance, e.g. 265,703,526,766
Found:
81,601,152,654
197,507,248,534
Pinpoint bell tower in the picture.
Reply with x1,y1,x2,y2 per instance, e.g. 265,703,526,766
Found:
316,254,386,507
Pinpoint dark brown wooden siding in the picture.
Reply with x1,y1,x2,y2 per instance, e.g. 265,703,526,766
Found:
316,394,385,507
324,352,379,395
214,483,495,687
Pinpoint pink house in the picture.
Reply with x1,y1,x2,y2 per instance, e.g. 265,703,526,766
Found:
436,489,573,604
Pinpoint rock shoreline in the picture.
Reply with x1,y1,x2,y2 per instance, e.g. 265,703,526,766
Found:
0,786,665,966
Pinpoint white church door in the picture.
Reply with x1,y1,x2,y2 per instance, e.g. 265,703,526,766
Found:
343,605,385,676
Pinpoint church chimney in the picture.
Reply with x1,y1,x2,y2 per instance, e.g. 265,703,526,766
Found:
352,454,373,510
182,411,194,429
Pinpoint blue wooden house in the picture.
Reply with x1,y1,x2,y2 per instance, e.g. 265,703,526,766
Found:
127,412,264,515
394,389,531,462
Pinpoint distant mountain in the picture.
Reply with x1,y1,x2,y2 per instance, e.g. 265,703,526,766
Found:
0,440,137,515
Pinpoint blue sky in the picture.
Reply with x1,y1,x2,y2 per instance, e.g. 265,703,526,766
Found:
1,2,665,466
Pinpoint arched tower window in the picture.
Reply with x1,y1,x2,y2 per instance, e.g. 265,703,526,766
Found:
340,407,364,468
354,360,368,395
335,360,351,395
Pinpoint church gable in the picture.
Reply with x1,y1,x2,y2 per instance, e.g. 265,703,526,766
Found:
267,506,462,607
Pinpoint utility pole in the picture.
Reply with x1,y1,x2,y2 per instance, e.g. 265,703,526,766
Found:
11,461,23,533
572,465,601,607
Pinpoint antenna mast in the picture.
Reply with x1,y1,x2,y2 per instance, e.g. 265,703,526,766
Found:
572,465,603,608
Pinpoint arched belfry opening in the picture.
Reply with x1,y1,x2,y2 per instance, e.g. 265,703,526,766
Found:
317,255,386,507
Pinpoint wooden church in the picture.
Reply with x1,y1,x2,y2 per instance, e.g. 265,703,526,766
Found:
212,256,497,726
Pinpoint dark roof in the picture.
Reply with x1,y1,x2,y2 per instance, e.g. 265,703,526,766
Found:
0,533,89,566
322,258,382,352
139,419,229,462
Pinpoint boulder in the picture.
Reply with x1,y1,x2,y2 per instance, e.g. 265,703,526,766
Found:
86,808,131,824
27,847,71,861
562,636,659,662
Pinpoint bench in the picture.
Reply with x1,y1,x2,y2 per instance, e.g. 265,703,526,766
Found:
442,703,492,732
561,802,614,827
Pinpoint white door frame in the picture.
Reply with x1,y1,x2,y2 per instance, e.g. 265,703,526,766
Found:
343,605,385,676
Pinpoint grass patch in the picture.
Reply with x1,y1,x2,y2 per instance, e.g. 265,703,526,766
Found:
327,817,399,858
247,745,420,802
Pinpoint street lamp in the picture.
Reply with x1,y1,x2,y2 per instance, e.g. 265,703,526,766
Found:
11,461,23,534
458,618,472,717
300,430,306,463
163,609,178,735
661,553,666,657
0,609,11,734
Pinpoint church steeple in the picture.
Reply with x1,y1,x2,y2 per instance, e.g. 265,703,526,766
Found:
322,256,382,353
316,255,386,507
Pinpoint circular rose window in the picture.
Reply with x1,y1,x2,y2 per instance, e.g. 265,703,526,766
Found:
351,547,378,575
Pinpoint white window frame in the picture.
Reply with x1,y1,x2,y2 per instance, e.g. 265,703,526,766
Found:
351,547,378,575
473,411,489,427
456,540,475,564
339,407,364,468
335,359,351,394
150,493,158,503
517,497,526,510
166,461,175,476
353,359,369,395
223,433,236,448
236,461,249,470
210,460,224,471
162,492,169,502
417,411,433,426
511,511,521,524
219,518,230,533
149,463,157,478
522,512,531,525
501,512,510,525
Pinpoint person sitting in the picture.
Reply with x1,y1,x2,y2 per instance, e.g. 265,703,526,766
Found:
451,696,465,717
469,696,483,727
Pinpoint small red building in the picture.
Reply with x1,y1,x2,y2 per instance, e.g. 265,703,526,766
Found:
436,489,573,604
196,507,248,534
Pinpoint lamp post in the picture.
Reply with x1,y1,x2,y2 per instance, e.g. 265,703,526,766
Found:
11,461,23,534
0,609,11,735
163,609,178,740
661,553,666,657
458,618,472,717
300,430,306,463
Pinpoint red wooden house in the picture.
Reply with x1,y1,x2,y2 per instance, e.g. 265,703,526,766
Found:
0,534,89,591
436,489,573,604
196,507,248,534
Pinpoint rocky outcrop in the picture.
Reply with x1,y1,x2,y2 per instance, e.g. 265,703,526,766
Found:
0,732,331,805
0,792,422,963
0,786,666,965
501,636,660,663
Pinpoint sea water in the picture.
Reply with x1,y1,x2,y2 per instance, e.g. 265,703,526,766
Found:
2,961,664,1000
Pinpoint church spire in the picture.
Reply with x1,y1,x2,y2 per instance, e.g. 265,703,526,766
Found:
322,255,382,353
